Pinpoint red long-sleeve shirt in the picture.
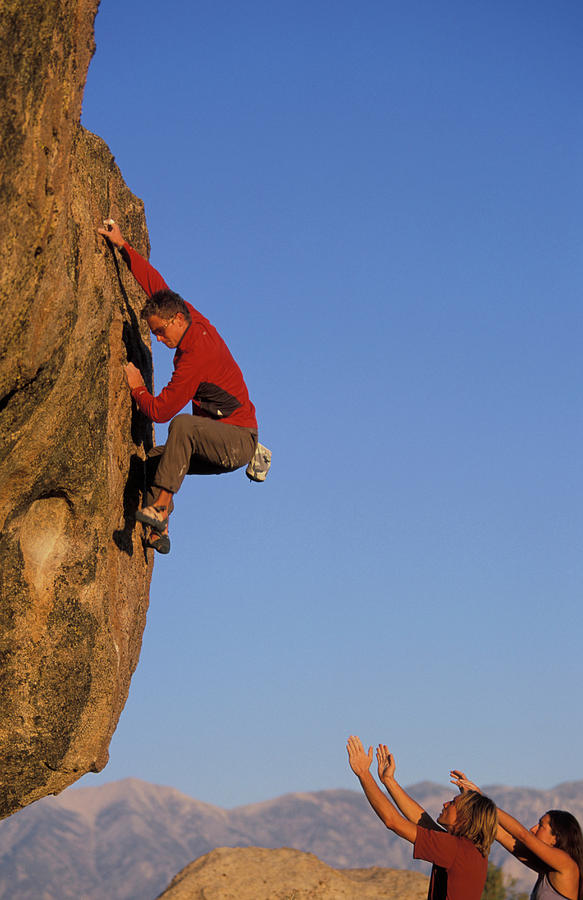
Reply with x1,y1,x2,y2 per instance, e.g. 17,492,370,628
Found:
414,827,488,900
121,243,257,429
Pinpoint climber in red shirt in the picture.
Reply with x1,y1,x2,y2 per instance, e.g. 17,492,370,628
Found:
98,218,260,555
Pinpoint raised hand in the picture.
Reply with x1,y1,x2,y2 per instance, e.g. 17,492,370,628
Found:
450,769,480,794
377,744,396,783
98,218,125,249
346,735,373,778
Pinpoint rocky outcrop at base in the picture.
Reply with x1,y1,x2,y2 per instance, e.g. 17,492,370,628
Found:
0,0,154,817
156,847,430,900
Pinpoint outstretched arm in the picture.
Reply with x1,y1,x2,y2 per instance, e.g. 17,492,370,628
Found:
347,736,418,844
496,807,579,880
377,745,439,830
97,217,169,297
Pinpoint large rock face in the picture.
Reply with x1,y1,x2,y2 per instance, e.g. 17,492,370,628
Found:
156,847,430,900
0,0,154,817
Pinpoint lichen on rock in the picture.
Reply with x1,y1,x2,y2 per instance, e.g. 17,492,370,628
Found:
0,0,154,818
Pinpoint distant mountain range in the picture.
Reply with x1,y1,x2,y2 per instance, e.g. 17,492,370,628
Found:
0,777,581,900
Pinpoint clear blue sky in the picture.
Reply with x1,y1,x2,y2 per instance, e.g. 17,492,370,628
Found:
79,0,582,808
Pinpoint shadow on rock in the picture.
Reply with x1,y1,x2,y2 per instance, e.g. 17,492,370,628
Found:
113,453,147,557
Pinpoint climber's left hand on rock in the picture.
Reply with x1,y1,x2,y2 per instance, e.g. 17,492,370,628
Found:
124,362,145,390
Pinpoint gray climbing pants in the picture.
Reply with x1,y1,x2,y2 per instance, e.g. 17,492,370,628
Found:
145,413,257,507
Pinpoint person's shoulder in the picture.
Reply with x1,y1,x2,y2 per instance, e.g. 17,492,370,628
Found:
413,824,460,868
185,300,210,323
175,319,216,363
417,825,449,837
415,825,449,847
454,834,487,867
458,835,485,853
